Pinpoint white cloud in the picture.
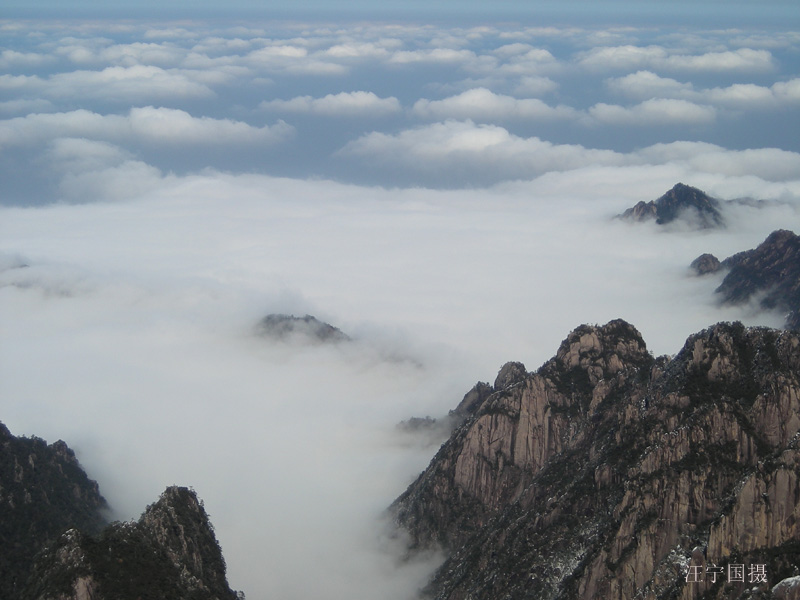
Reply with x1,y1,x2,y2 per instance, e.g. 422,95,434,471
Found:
245,44,348,75
0,107,294,149
773,78,800,101
339,120,800,185
0,49,53,70
514,75,559,96
664,48,774,72
0,98,55,116
579,45,668,71
639,142,800,183
606,70,694,99
388,47,478,64
260,91,402,117
338,120,628,182
412,88,576,122
322,42,394,60
606,72,800,109
587,98,716,126
0,66,215,102
493,47,560,76
580,45,774,73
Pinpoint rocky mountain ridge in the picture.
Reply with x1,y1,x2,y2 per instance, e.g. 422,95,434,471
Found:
25,486,240,600
392,320,800,599
692,230,800,330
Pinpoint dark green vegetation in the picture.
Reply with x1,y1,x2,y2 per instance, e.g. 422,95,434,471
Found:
0,422,108,597
24,486,240,600
0,423,240,600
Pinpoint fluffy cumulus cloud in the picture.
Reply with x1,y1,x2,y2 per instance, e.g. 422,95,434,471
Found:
387,47,479,65
607,71,800,110
0,107,293,148
0,49,54,70
606,70,694,99
412,88,576,122
338,120,628,183
587,98,717,126
340,120,800,185
579,45,775,73
244,44,348,75
0,65,215,102
639,142,800,183
260,91,402,117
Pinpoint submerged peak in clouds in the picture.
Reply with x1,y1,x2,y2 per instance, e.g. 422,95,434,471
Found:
618,182,725,228
255,313,351,344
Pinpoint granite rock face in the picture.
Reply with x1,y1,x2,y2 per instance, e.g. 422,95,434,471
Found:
392,320,800,600
619,183,725,229
690,253,722,276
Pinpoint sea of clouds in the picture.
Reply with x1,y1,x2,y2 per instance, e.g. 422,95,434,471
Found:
1,16,799,600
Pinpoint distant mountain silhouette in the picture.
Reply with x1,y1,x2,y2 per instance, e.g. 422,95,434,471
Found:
255,313,350,343
619,183,724,228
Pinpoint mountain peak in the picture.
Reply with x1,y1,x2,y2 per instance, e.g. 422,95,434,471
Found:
619,183,724,228
26,486,240,600
255,313,350,343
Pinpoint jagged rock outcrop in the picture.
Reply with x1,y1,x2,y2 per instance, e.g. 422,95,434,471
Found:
24,486,240,600
690,253,721,276
692,230,800,330
391,320,800,600
255,313,350,343
619,183,725,228
0,423,108,597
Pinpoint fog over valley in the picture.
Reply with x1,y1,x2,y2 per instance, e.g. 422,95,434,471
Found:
1,7,799,599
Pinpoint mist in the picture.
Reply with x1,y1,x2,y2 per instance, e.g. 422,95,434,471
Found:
2,11,800,600
2,168,797,598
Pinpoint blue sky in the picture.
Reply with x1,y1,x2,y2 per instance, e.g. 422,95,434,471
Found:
5,0,799,25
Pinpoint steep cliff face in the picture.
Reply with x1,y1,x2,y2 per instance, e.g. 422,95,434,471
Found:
0,423,108,597
392,320,800,600
24,486,240,600
619,183,724,228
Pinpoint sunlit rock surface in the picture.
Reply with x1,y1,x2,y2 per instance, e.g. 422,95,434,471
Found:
392,320,800,600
